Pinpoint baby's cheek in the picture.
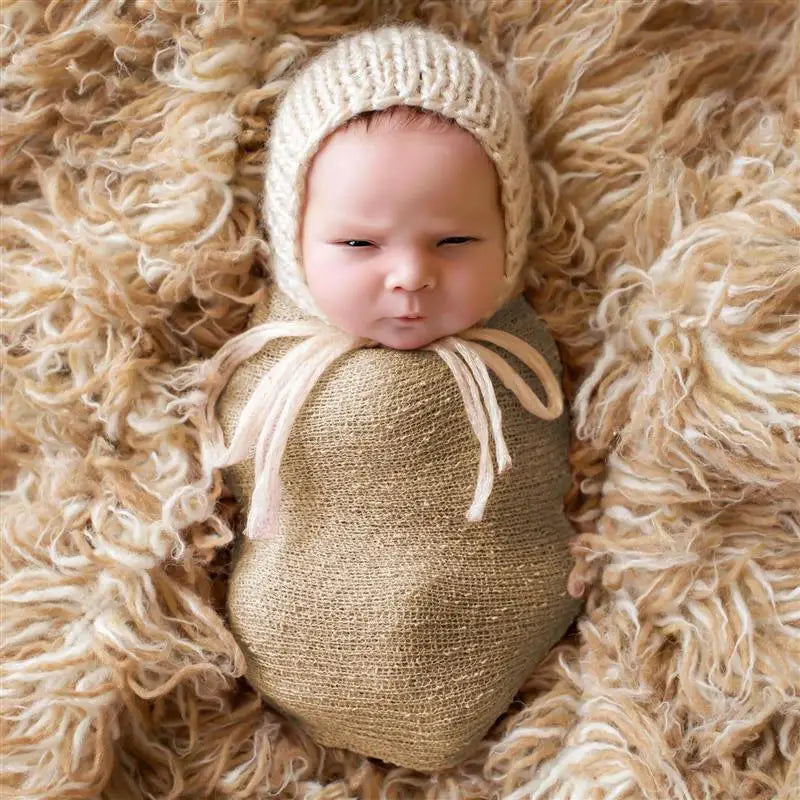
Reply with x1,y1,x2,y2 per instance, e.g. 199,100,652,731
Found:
454,274,496,317
321,276,382,337
307,266,355,313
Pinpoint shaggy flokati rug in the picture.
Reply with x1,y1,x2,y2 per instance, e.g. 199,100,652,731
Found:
2,1,799,798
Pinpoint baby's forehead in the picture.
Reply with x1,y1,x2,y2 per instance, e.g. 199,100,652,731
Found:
311,123,498,186
306,127,501,207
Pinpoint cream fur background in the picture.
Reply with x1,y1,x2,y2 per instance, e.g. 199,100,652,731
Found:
2,1,798,798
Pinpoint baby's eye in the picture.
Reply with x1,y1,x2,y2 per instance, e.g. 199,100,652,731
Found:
341,240,373,248
439,237,475,246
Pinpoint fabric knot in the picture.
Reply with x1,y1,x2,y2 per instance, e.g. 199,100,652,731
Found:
195,318,563,540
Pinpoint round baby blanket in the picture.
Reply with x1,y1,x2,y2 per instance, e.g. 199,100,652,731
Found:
217,282,582,771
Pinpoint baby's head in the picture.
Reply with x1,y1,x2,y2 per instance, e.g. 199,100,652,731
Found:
263,24,533,349
300,105,505,350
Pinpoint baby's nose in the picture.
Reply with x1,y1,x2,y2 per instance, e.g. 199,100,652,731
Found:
386,259,437,291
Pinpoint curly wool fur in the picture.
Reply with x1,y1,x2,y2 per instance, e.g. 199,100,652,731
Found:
2,1,798,798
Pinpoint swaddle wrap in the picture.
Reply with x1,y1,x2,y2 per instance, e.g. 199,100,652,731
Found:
185,21,583,772
211,281,582,771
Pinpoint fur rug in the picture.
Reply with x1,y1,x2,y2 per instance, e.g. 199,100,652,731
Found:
2,1,798,798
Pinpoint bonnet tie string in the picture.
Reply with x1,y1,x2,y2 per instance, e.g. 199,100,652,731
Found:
194,319,563,540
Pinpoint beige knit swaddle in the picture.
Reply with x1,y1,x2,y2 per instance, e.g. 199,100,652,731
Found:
217,281,582,772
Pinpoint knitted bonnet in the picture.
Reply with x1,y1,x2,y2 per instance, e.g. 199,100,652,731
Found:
196,23,564,542
264,22,534,323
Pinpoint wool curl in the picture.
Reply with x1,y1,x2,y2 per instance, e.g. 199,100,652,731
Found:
1,1,799,799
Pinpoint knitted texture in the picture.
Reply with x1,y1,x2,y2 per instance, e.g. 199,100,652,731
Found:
263,22,533,323
217,282,582,771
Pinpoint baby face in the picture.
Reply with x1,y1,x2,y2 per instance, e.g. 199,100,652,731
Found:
299,123,506,350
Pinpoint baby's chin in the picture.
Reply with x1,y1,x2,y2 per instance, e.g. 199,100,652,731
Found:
378,335,434,351
337,317,483,350
371,319,453,351
332,319,442,350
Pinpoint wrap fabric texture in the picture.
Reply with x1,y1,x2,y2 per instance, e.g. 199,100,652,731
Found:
214,281,583,771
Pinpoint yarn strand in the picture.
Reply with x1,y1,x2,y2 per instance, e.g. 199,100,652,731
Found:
425,338,495,521
216,334,325,468
459,327,564,420
450,338,512,473
247,334,367,540
197,319,331,470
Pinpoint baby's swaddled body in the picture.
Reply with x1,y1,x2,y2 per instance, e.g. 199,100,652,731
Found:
218,283,582,772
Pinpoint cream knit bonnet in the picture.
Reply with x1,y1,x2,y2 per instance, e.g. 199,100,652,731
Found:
195,23,564,541
265,22,533,322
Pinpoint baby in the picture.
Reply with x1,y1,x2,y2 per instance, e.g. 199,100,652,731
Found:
193,24,584,773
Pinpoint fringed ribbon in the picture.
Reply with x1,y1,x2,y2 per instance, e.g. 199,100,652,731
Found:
194,318,563,540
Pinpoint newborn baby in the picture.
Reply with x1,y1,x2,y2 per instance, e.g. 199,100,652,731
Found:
194,24,584,773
